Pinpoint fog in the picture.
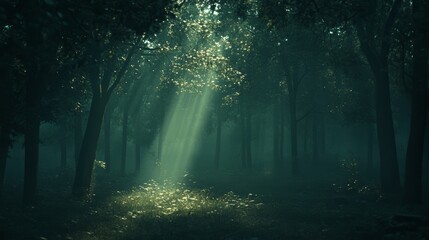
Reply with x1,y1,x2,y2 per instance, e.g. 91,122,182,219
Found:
1,0,429,239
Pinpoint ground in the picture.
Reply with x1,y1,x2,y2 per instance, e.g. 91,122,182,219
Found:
1,169,429,240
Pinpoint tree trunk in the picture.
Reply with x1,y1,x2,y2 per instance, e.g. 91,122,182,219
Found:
121,106,129,176
134,109,143,174
74,112,83,169
103,106,111,172
60,140,67,171
320,112,326,160
240,104,247,169
245,105,252,169
273,99,281,170
303,117,309,155
354,1,402,193
374,70,401,193
312,112,319,164
60,126,67,171
0,125,11,197
404,0,428,204
253,113,263,169
286,65,302,174
23,73,42,207
135,141,141,174
279,96,285,170
72,38,138,197
367,123,374,179
121,78,144,175
72,96,106,197
289,92,298,175
23,105,41,207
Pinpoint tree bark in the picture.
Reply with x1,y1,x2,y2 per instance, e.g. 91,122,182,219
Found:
286,65,302,175
245,105,252,169
60,125,67,171
354,0,402,193
320,112,326,160
121,78,144,175
373,66,401,193
273,98,281,170
103,106,111,172
0,124,11,197
22,8,43,207
121,105,129,176
303,117,309,155
21,0,60,206
312,111,319,164
367,123,374,179
74,112,83,169
240,103,247,169
404,0,428,204
289,91,298,175
279,96,285,170
72,38,139,197
134,108,143,175
23,82,42,207
22,52,47,206
72,95,106,197
60,140,67,171
135,141,141,174
73,42,106,197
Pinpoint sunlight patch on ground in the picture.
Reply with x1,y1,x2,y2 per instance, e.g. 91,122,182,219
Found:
67,180,263,239
111,179,262,218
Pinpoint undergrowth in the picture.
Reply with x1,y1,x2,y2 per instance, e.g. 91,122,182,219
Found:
111,179,262,218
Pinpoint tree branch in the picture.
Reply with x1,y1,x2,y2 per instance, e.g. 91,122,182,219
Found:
381,0,403,58
106,37,142,100
295,70,307,92
297,107,314,123
354,19,380,73
310,0,327,24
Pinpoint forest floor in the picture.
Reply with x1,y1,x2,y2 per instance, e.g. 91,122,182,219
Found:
1,168,429,240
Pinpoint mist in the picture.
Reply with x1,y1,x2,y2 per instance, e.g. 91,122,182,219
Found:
1,0,429,239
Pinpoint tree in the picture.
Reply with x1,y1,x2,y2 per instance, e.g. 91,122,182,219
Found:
403,0,428,204
0,16,25,197
68,0,176,197
353,0,402,194
14,0,64,206
158,0,247,172
326,23,377,178
1,0,91,204
120,72,145,176
260,0,403,193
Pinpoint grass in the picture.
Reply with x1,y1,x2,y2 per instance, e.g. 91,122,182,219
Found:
111,180,262,217
1,168,429,240
0,174,265,240
82,179,264,240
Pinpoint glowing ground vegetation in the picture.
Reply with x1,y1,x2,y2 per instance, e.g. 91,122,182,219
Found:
66,180,264,239
111,179,263,218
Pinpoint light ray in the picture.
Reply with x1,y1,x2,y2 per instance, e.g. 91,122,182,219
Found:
157,85,213,181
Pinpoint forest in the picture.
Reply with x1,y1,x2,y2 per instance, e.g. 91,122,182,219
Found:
0,0,428,239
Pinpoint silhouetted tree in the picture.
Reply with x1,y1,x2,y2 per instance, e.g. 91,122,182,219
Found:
403,0,429,204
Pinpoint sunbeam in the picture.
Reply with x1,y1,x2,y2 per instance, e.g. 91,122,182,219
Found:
156,86,214,181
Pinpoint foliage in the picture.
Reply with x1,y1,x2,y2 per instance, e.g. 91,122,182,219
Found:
333,157,379,197
111,179,262,218
159,0,247,99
